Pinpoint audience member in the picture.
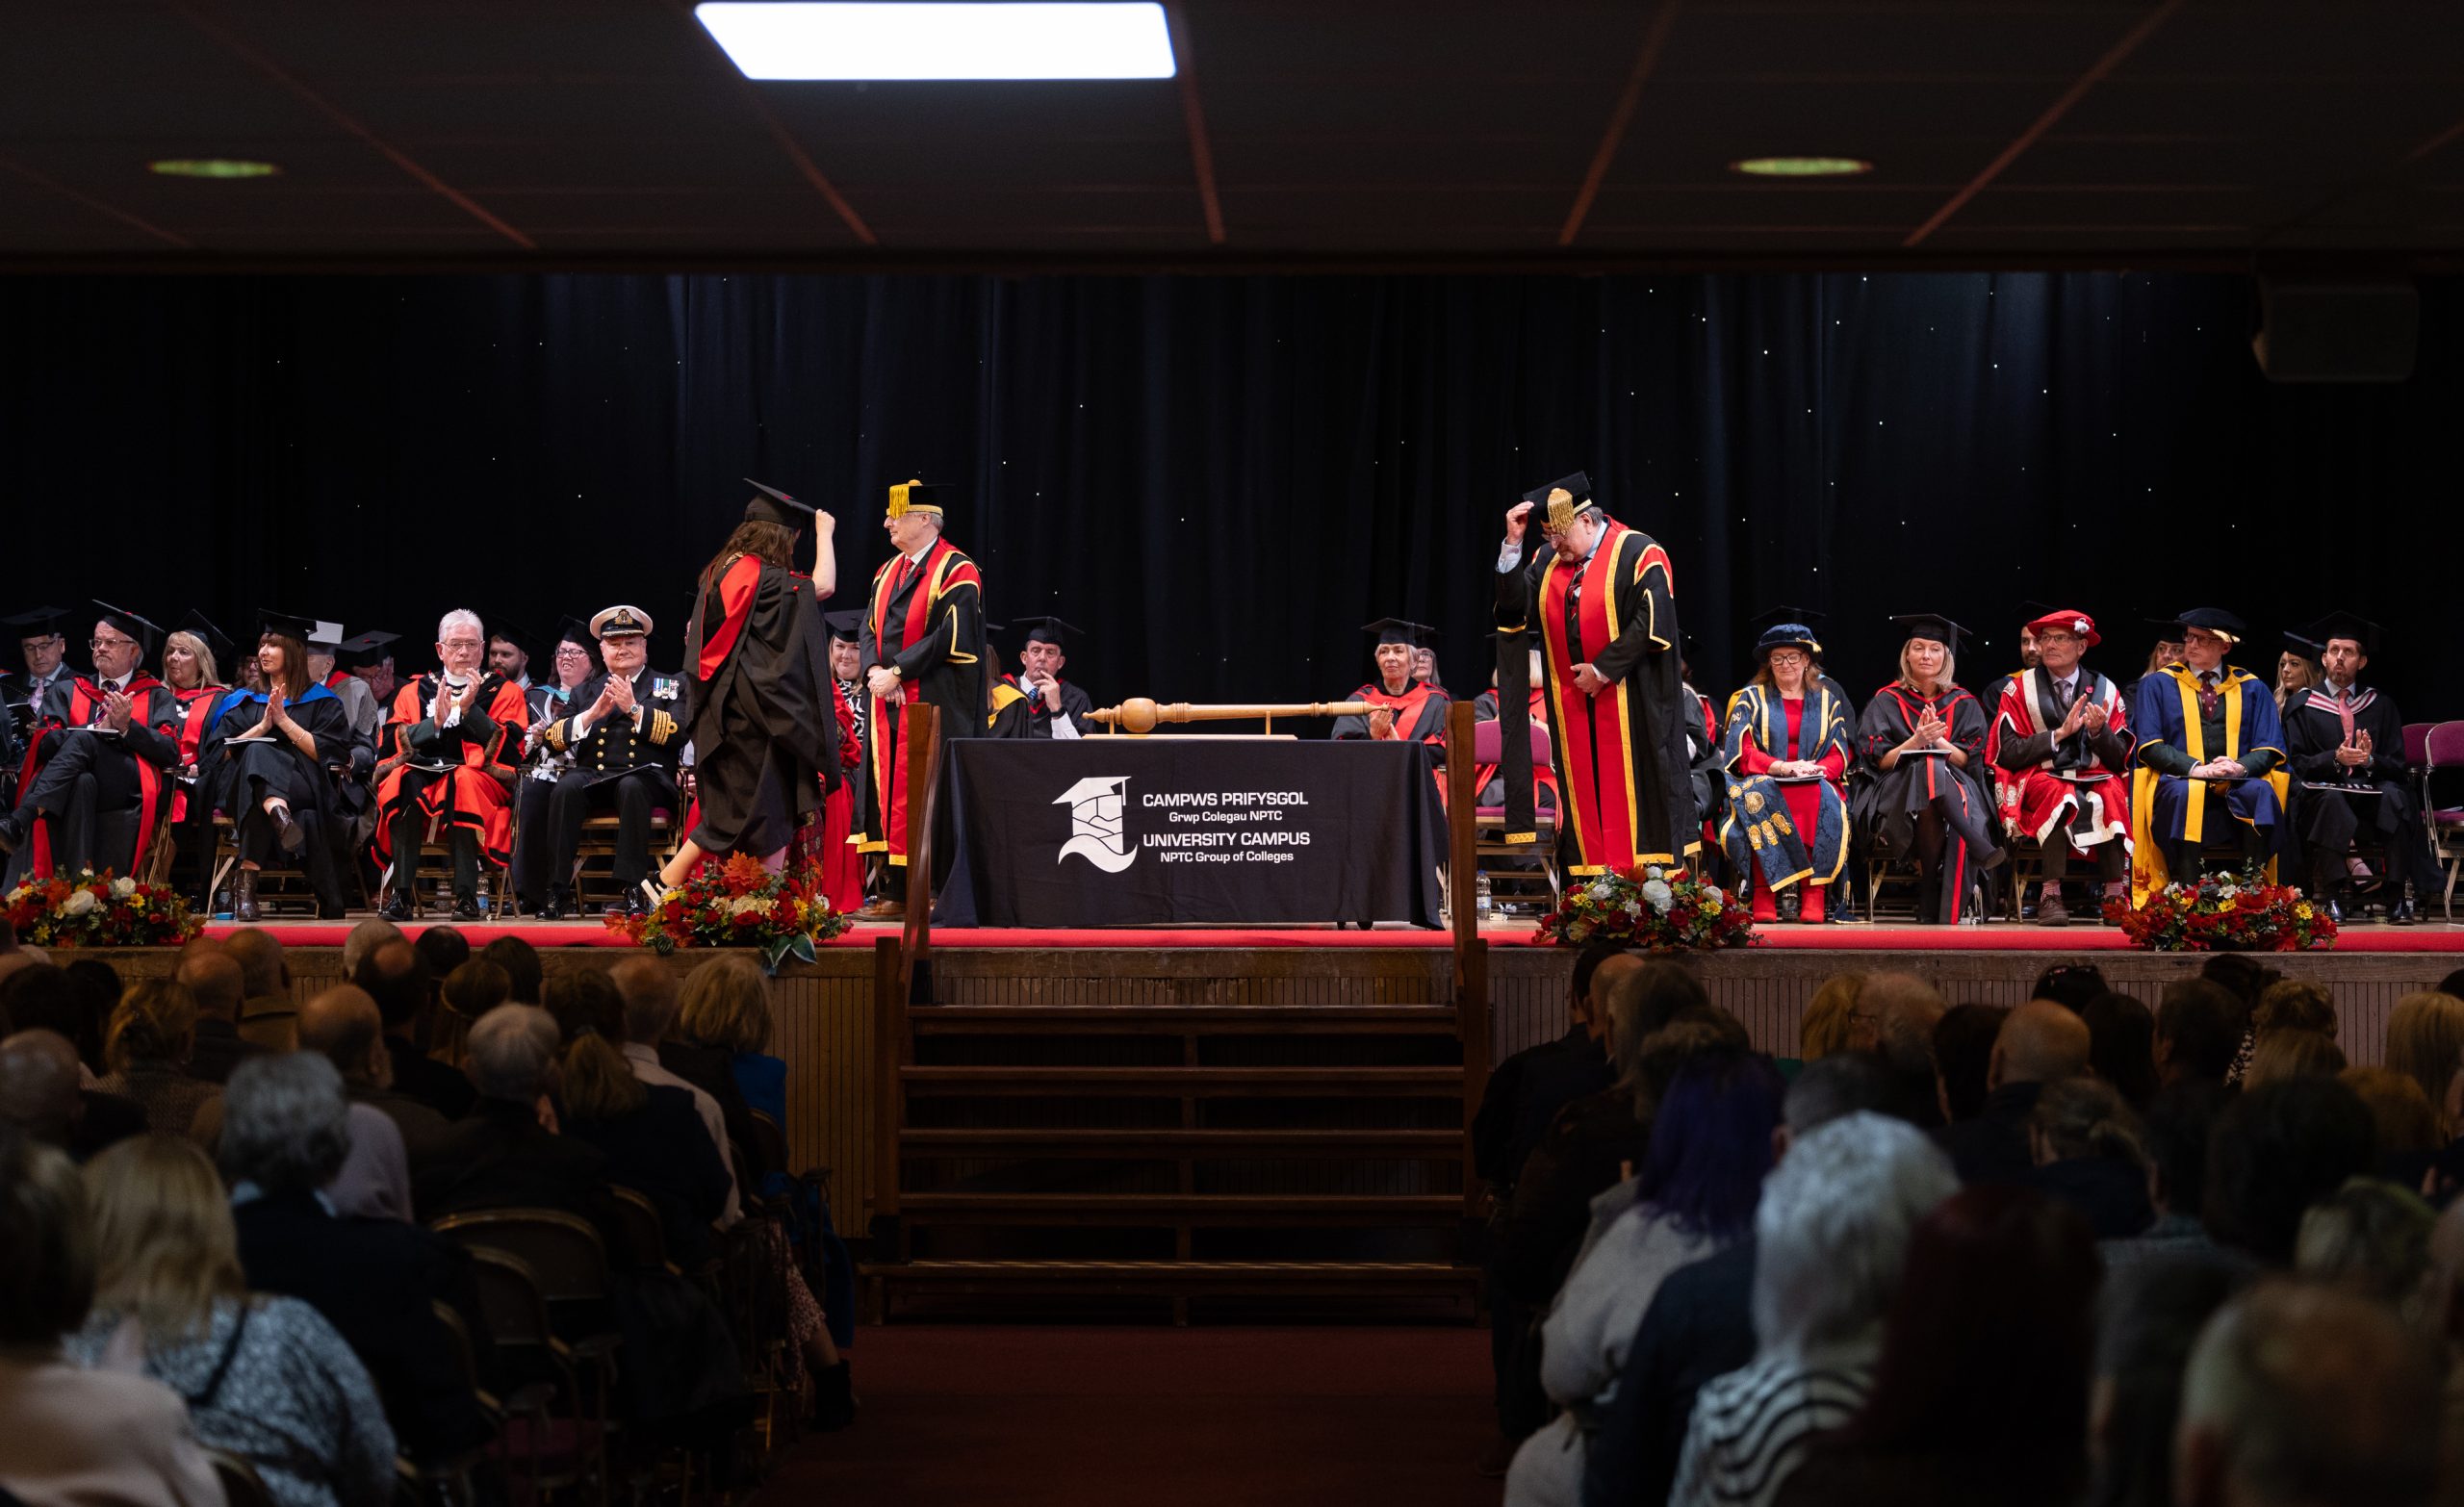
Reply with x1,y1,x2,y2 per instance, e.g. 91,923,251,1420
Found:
1796,971,1865,1062
355,938,474,1121
62,959,124,1066
0,1126,223,1507
1477,940,1627,1198
94,980,218,1137
2198,955,2277,1087
1931,1003,2008,1125
543,970,732,1266
414,1004,612,1229
1775,1187,2101,1507
1667,1111,1959,1507
679,953,791,1124
2174,1283,2439,1507
2155,980,2242,1089
477,934,544,1006
440,958,511,1033
2426,1200,2464,1501
608,956,739,1221
220,1054,494,1466
338,917,402,979
1509,1049,1783,1507
410,925,471,995
297,983,453,1172
221,928,298,1051
1935,1000,2091,1185
2101,1081,2244,1277
2342,1065,2445,1188
2031,961,2109,1015
0,1027,144,1162
2029,1075,2155,1238
2250,979,2335,1041
2083,991,2160,1111
173,948,257,1085
413,926,474,1061
0,963,106,1070
2295,1177,2435,1313
2205,1077,2377,1265
1861,972,1946,1128
1586,1054,1905,1507
2089,1259,2246,1507
2384,990,2464,1139
64,1135,398,1507
2440,967,2464,1000
2242,1029,2347,1088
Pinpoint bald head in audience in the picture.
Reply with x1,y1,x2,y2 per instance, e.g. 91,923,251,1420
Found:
0,1030,85,1146
2176,1282,2439,1507
1989,999,2093,1091
608,957,682,1046
1861,970,1946,1066
297,985,388,1087
174,951,246,1028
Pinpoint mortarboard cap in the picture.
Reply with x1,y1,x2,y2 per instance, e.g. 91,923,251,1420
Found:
883,478,948,521
6,606,71,641
2020,607,2101,649
90,600,165,655
2282,632,2323,664
1520,472,1596,534
301,618,344,651
2168,607,2247,644
1890,613,1968,653
2303,610,2380,656
743,477,817,529
256,608,322,645
551,616,596,652
175,610,237,670
821,610,864,644
589,604,654,640
334,631,400,671
1362,618,1435,649
1012,616,1081,650
482,615,546,666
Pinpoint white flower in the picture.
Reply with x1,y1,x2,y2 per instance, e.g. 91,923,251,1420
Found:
1705,885,1724,906
1624,899,1642,917
1643,865,1665,881
1640,880,1674,913
112,877,137,899
1588,880,1616,902
62,889,98,916
728,895,769,917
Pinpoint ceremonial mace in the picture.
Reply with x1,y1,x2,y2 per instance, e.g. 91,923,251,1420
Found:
1087,698,1373,735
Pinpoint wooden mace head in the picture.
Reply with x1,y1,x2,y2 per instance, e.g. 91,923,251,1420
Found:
1117,697,1160,734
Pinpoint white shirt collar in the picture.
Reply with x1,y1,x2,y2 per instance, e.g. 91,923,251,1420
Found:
902,541,934,568
2323,677,2354,697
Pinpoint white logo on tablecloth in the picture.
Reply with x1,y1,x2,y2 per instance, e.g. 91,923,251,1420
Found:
1055,776,1138,872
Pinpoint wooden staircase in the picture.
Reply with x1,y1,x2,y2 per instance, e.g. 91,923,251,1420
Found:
862,946,1491,1321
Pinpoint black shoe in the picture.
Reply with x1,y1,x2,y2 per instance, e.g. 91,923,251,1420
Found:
234,869,262,924
269,804,304,855
378,893,412,922
0,812,24,855
808,1361,857,1432
451,896,481,922
539,890,570,922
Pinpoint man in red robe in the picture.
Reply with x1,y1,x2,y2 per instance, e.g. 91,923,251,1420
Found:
1987,608,2135,925
858,479,984,916
373,608,527,920
0,601,182,880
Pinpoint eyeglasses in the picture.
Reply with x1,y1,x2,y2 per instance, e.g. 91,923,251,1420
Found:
440,637,483,651
554,646,590,660
88,637,134,651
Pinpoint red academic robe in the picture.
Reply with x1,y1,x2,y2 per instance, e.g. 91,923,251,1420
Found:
1986,668,2135,856
13,676,182,878
372,674,528,867
860,537,984,868
168,684,225,825
819,679,864,911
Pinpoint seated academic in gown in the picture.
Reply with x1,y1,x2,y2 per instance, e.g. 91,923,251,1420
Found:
2278,611,2435,924
1495,473,1698,876
162,613,235,905
1986,608,2136,926
373,609,527,921
1854,615,2006,924
535,605,687,920
1005,616,1094,738
1720,618,1853,923
2127,607,2288,905
983,638,1036,738
0,601,184,881
195,611,357,919
1334,620,1450,776
510,618,598,915
811,609,867,913
665,479,840,897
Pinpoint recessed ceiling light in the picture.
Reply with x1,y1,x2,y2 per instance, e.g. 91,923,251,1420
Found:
1729,157,1872,178
148,159,281,179
695,2,1175,80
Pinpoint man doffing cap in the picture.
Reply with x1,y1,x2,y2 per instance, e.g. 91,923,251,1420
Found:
589,605,653,641
2021,607,2100,649
743,478,816,528
90,600,165,656
883,478,949,520
1520,472,1596,535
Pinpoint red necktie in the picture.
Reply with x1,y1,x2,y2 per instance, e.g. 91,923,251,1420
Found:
2197,672,2220,722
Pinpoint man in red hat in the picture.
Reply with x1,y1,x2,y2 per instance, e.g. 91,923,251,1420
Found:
1985,608,2135,925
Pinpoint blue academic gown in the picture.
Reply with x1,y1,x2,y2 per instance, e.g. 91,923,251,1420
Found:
2127,663,2290,903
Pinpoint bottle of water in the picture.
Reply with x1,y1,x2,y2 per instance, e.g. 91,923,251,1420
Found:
434,876,451,914
1475,870,1494,921
475,874,491,913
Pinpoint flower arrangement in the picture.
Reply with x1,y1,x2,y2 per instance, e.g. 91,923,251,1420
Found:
2,870,203,949
2103,865,2337,952
604,853,850,970
1533,864,1757,952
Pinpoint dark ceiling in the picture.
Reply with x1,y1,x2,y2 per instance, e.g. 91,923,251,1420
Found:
6,0,2464,270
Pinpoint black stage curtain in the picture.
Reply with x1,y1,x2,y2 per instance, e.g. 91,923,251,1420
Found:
5,272,2459,716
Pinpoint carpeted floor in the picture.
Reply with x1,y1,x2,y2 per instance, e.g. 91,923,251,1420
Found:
756,1325,1502,1507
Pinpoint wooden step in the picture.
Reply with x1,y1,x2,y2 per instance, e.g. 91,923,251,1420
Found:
898,1192,1463,1224
868,1258,1483,1294
901,1127,1463,1157
911,1005,1458,1034
900,1065,1465,1096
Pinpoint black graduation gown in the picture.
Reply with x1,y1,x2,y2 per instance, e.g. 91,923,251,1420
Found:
1855,681,2004,922
682,554,839,859
195,684,353,907
987,681,1035,739
2281,683,2440,894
